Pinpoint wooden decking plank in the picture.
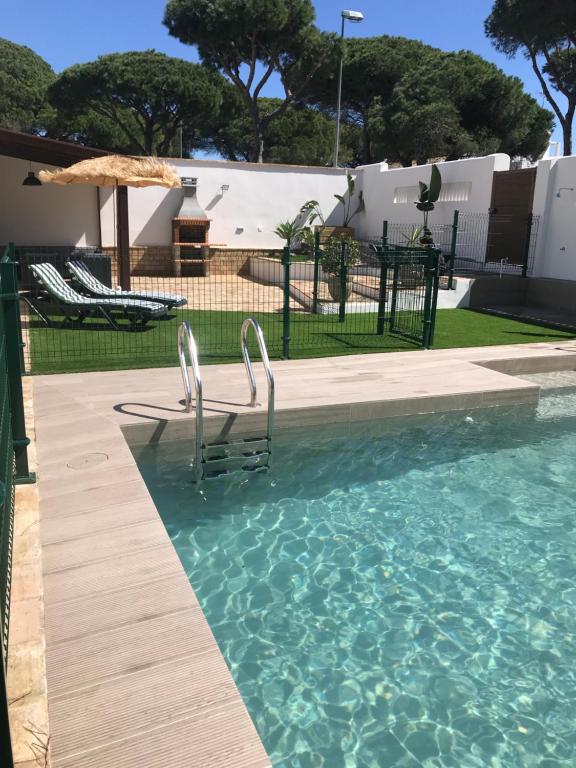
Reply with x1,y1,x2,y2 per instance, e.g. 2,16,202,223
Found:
40,499,156,545
43,543,182,604
49,651,240,760
51,700,271,768
45,574,197,645
46,607,211,696
42,519,170,573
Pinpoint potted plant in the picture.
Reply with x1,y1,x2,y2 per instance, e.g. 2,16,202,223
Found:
296,226,316,256
415,164,442,246
400,225,424,246
301,172,365,245
320,236,361,302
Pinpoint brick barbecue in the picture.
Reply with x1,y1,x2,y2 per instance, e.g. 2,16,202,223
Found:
172,177,210,253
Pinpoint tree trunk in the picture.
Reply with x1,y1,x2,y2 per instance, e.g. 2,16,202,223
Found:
248,106,265,163
248,132,264,163
563,104,574,156
361,121,372,165
563,124,572,157
144,121,155,156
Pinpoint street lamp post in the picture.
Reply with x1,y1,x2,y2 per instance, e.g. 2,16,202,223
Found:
333,9,364,168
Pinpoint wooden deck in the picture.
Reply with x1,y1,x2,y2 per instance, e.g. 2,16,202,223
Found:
33,341,576,766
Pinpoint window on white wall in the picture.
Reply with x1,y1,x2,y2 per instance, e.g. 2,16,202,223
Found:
393,182,472,204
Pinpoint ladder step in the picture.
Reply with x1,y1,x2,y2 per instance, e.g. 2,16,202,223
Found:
203,451,269,466
204,464,269,481
203,437,269,458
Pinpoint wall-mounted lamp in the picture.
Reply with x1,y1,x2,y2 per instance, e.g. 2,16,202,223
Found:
556,187,575,198
22,162,42,187
220,184,230,195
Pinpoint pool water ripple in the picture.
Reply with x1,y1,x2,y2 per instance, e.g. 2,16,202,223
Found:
135,394,576,767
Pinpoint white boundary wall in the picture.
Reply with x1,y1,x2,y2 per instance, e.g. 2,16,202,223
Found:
354,154,510,240
1,153,508,252
532,155,576,280
99,159,349,249
0,156,100,247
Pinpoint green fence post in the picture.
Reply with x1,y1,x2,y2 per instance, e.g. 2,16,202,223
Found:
312,230,320,314
522,213,533,278
389,254,400,332
382,220,388,248
0,653,14,768
448,209,459,290
376,247,388,336
338,241,348,323
422,247,440,349
428,248,440,347
0,246,35,484
282,246,291,359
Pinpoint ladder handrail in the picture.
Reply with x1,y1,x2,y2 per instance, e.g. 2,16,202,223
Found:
178,321,203,485
241,317,275,440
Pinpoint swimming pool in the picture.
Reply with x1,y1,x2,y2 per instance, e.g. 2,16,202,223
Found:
134,390,576,768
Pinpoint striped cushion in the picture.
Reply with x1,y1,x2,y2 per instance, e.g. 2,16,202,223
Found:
30,264,166,315
68,260,187,306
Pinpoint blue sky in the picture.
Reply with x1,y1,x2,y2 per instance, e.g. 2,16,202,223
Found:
3,0,561,146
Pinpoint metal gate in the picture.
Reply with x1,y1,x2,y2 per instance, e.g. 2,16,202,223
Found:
284,237,440,356
379,245,440,347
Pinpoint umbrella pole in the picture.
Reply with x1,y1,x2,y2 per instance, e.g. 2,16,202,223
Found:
116,184,131,290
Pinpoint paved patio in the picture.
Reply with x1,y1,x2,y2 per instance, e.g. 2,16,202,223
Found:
32,341,576,767
130,275,287,312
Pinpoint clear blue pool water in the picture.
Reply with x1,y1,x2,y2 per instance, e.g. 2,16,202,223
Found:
134,391,576,768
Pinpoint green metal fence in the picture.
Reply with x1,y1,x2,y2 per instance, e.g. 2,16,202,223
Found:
286,236,440,353
17,233,440,373
0,243,34,768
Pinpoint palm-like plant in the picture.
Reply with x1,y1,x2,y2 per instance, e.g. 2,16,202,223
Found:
274,218,308,248
335,171,365,227
300,200,325,227
400,225,425,246
415,164,442,244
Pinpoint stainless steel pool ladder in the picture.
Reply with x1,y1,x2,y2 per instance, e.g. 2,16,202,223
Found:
178,317,274,483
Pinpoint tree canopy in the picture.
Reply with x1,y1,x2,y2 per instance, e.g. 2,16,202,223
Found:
306,36,552,166
0,38,54,133
368,50,552,166
306,36,437,164
163,0,340,162
48,50,224,156
203,90,360,165
486,0,576,155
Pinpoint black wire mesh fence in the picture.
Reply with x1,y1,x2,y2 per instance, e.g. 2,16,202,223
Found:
14,239,440,374
383,211,540,280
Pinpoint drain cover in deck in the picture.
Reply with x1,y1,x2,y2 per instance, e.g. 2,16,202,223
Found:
67,452,109,470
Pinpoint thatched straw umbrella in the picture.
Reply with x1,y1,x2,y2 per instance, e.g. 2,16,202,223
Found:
40,156,181,289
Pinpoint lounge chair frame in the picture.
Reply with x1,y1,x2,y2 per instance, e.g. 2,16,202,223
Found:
66,259,187,308
27,264,166,332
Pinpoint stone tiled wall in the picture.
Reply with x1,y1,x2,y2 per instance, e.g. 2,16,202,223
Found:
103,246,284,280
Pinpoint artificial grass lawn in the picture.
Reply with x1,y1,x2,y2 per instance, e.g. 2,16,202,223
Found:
29,308,575,374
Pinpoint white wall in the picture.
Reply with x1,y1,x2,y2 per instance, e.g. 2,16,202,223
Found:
99,158,350,249
354,154,511,241
6,148,576,285
0,155,100,247
532,155,576,280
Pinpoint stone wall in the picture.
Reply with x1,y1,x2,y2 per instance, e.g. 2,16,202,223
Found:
103,246,284,280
